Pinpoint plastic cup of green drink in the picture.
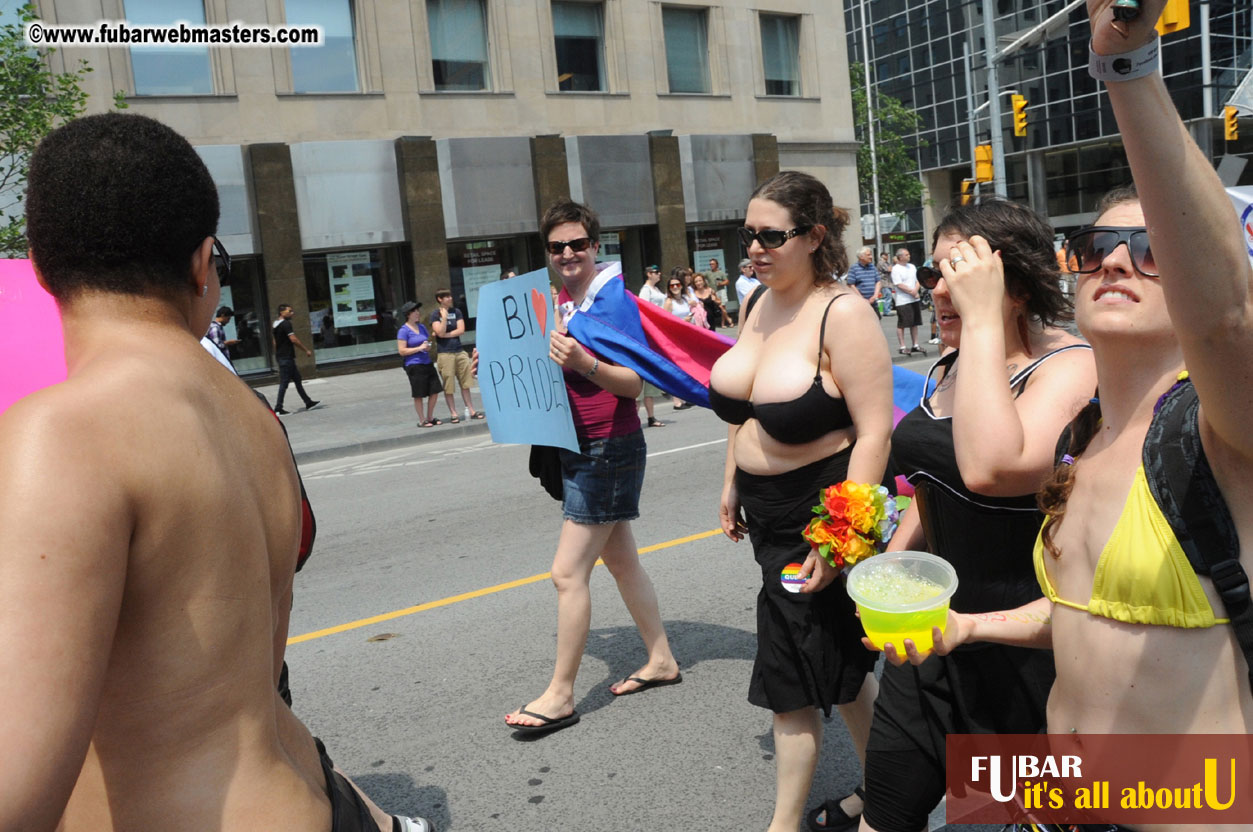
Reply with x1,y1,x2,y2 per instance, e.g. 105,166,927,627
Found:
846,551,958,654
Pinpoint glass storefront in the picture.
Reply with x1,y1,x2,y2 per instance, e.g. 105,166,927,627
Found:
216,257,271,375
304,245,414,362
445,236,539,343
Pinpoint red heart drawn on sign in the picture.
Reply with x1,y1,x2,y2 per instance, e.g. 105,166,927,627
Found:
530,287,548,335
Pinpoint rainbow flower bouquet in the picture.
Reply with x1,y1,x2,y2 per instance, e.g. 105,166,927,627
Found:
802,481,900,570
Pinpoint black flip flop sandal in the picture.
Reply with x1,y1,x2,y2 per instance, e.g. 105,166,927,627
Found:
611,673,683,696
508,708,580,735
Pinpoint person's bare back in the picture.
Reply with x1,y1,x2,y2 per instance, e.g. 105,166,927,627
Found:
0,112,337,832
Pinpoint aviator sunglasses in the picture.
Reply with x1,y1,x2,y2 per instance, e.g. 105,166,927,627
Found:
1065,226,1158,277
737,225,812,250
546,237,595,256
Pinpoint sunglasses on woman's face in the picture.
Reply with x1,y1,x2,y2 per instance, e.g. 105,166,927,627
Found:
736,225,812,250
546,237,594,256
1065,226,1158,277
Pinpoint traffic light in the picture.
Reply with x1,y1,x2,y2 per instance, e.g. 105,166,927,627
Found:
1155,0,1190,35
960,179,975,206
1225,106,1239,142
974,144,993,183
1012,95,1028,138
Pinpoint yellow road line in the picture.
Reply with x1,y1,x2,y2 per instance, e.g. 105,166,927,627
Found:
287,528,723,645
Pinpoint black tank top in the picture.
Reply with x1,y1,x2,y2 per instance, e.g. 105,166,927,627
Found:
890,344,1092,613
709,287,854,444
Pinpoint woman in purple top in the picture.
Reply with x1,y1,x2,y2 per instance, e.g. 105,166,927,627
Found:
396,301,444,428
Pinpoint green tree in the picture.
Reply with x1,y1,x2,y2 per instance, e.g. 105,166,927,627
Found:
850,61,926,215
0,3,92,256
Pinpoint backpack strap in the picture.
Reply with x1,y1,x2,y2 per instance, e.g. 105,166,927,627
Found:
1143,380,1253,692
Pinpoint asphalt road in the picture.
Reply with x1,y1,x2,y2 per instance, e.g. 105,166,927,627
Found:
283,404,972,832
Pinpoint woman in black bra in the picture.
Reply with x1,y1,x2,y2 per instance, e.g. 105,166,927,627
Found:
709,171,894,832
807,200,1097,832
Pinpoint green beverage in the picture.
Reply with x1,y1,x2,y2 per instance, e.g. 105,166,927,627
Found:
847,553,958,655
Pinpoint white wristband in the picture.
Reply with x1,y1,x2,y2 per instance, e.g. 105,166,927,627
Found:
1089,35,1160,82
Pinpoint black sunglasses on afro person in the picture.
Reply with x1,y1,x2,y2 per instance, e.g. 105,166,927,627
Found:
1065,226,1158,278
736,225,812,250
211,236,232,285
546,237,594,256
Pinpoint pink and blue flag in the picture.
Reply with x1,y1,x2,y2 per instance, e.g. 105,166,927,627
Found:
560,263,733,408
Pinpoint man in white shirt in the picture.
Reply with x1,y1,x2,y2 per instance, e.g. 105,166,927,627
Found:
890,248,924,355
735,259,761,307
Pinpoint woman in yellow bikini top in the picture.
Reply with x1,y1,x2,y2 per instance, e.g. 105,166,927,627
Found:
1034,374,1232,632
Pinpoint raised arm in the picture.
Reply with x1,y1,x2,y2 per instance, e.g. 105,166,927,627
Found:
942,237,1097,495
0,395,129,832
1092,0,1253,457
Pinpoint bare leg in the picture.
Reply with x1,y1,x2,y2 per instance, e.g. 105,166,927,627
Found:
643,397,657,421
505,519,616,727
412,398,424,421
599,521,679,692
897,328,907,349
336,767,394,832
809,673,879,826
460,385,477,415
910,326,920,349
444,390,458,419
425,393,440,422
768,707,823,832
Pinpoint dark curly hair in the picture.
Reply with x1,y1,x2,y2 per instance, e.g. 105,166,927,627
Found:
933,199,1072,327
750,171,850,285
539,198,600,244
25,112,219,302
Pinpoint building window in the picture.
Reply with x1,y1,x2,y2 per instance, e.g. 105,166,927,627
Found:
760,14,800,96
552,1,605,92
123,0,213,95
286,0,359,93
305,246,412,362
662,6,710,94
427,0,490,91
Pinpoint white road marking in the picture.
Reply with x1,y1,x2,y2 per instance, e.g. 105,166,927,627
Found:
647,438,727,458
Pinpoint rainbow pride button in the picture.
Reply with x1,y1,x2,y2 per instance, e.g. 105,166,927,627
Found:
780,562,806,593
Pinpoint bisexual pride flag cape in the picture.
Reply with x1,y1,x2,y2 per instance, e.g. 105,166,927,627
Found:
561,261,936,420
561,262,733,408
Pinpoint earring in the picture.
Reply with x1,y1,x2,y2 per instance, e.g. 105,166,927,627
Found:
199,284,208,297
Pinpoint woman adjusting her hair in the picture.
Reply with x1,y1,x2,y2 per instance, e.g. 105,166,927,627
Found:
709,171,894,832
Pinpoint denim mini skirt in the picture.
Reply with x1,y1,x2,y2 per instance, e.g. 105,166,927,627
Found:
557,429,646,524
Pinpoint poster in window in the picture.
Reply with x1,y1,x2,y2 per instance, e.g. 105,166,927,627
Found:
327,251,376,328
460,241,503,318
600,231,622,263
692,229,723,277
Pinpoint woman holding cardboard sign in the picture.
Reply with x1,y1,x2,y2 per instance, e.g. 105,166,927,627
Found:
503,199,680,736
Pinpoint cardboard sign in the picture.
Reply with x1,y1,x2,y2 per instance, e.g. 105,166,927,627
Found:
474,268,578,452
0,259,66,415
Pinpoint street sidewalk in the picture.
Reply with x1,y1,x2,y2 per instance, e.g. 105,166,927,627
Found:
267,312,937,464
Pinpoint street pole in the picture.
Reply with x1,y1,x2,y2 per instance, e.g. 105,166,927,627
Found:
963,41,978,190
983,0,1007,197
860,0,882,255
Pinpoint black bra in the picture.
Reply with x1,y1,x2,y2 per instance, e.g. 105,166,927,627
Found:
709,287,854,445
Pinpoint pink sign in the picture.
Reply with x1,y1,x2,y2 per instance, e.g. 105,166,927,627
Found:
0,259,67,415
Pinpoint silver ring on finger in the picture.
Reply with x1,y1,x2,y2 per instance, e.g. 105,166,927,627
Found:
950,254,965,265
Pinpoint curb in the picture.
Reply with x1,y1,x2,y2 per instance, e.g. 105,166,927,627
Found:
291,418,493,464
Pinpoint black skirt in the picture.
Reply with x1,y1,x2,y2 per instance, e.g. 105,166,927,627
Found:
737,448,878,716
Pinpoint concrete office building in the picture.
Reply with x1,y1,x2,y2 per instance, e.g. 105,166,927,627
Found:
18,0,862,377
845,0,1253,257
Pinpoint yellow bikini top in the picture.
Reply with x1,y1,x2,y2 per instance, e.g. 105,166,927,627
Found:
1033,465,1229,629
